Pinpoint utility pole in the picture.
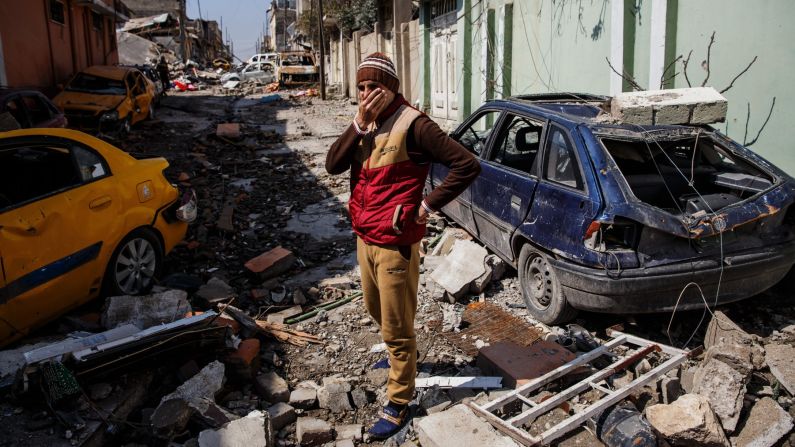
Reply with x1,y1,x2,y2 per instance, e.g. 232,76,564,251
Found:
179,0,187,63
317,0,326,100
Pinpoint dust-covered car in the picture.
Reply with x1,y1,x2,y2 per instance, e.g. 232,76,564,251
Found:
428,93,795,324
220,61,277,85
53,65,157,135
0,128,197,347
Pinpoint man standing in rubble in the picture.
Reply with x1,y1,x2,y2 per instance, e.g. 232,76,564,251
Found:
326,52,480,439
156,56,170,96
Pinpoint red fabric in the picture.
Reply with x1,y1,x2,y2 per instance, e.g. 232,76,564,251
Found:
348,105,428,246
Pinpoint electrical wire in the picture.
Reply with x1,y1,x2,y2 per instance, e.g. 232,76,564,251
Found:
634,125,727,349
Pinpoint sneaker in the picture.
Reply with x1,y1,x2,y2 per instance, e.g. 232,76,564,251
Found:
367,402,408,439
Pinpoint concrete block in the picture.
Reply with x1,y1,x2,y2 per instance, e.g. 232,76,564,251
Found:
317,376,353,413
705,311,765,370
335,423,363,441
653,103,691,124
289,387,317,409
611,87,727,125
267,402,296,430
101,289,191,330
730,397,794,447
704,343,754,376
476,340,576,388
162,360,226,405
764,343,795,395
255,372,290,403
335,440,355,447
154,361,229,437
244,246,296,279
430,239,488,299
693,359,746,433
430,228,474,256
296,417,333,446
198,410,273,447
692,100,729,125
416,404,519,447
266,305,303,324
645,394,730,447
196,278,236,305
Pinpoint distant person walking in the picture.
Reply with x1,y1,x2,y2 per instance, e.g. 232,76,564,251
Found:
156,56,170,95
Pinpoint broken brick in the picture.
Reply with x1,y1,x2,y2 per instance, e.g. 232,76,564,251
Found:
216,123,241,139
244,246,296,279
225,338,261,379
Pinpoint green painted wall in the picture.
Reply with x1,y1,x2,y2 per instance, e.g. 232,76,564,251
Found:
496,0,613,96
670,0,795,175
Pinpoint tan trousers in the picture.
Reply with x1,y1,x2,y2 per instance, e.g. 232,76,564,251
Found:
357,237,420,406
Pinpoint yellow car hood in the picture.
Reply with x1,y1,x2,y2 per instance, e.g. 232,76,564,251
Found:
54,91,125,112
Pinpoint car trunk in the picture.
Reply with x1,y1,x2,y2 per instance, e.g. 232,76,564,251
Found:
591,129,795,269
602,132,776,217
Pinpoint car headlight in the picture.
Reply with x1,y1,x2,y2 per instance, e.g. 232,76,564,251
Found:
100,110,119,121
176,189,197,223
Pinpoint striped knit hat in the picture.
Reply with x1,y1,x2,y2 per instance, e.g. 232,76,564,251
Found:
357,52,400,93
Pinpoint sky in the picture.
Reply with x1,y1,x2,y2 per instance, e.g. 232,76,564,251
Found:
186,0,270,63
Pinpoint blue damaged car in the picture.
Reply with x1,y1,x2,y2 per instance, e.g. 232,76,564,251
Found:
428,93,795,324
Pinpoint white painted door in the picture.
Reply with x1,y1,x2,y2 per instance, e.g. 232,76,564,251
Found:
431,29,457,121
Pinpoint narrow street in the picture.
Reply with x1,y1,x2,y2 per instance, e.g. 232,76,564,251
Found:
2,84,795,447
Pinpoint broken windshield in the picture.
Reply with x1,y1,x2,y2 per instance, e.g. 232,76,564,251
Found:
66,73,126,95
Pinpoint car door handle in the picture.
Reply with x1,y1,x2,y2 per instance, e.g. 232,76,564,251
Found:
89,195,112,209
511,195,522,211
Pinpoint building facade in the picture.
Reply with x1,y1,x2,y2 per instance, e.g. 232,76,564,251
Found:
0,0,130,95
413,0,795,174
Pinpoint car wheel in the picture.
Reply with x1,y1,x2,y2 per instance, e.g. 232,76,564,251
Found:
103,228,163,296
518,245,576,325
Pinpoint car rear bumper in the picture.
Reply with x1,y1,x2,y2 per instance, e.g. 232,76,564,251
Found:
550,241,795,313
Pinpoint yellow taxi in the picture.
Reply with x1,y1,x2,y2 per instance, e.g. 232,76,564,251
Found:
0,128,196,347
53,65,157,135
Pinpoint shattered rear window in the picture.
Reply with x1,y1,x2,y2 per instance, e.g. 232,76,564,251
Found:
600,133,775,216
67,73,126,95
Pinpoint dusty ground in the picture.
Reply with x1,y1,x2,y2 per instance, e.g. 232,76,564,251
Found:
2,85,795,447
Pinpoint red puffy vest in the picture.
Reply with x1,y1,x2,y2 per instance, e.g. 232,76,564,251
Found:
349,105,428,246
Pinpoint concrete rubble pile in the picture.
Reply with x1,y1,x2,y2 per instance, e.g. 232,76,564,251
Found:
2,89,795,447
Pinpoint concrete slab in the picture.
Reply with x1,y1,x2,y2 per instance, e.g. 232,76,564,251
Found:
416,404,519,447
730,397,793,447
764,343,795,395
296,417,333,446
611,87,727,125
101,289,191,330
198,410,272,447
693,359,746,433
430,239,488,299
645,394,729,447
